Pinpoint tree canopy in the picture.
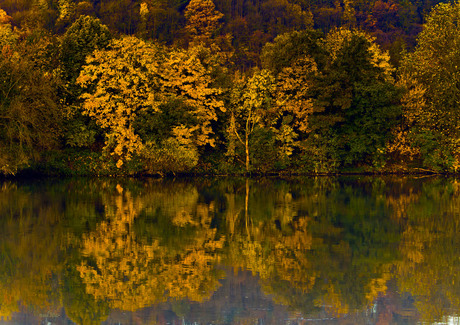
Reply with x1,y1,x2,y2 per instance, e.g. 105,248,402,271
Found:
0,0,458,175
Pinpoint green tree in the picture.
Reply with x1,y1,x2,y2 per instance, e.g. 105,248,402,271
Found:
398,1,460,171
261,29,326,75
59,15,112,149
0,40,62,175
260,0,313,39
60,15,111,89
309,28,401,169
99,0,140,35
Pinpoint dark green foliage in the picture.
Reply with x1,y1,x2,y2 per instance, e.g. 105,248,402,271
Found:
134,98,197,143
60,15,112,86
335,82,402,167
309,34,402,169
249,126,279,172
410,130,457,172
58,16,111,153
0,41,62,174
261,29,326,74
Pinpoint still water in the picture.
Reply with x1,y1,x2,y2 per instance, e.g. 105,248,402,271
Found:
0,176,459,324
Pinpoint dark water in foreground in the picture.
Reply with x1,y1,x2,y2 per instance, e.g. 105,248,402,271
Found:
0,176,459,324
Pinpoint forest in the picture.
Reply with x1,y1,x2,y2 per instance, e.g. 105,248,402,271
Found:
0,0,459,176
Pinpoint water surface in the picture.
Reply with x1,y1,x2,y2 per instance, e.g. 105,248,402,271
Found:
0,176,459,324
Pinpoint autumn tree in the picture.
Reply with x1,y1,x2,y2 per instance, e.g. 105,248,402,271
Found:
227,69,275,173
77,37,226,173
136,44,226,174
0,8,16,48
77,36,161,168
184,0,224,45
159,45,225,148
261,31,324,167
269,56,318,163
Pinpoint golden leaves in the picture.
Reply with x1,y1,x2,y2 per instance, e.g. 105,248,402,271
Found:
184,0,223,42
77,37,224,168
275,56,317,134
161,45,224,147
77,36,161,166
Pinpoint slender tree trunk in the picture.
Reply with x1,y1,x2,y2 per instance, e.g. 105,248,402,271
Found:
245,132,249,173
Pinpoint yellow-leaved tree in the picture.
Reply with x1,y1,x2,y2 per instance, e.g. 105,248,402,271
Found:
77,36,227,173
139,44,226,174
160,45,225,147
228,69,275,173
77,36,162,168
271,56,318,160
184,0,224,45
0,8,16,48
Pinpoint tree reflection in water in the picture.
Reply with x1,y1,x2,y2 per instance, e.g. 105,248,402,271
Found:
0,176,458,324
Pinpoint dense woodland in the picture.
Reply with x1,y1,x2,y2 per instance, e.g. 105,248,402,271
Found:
0,0,459,176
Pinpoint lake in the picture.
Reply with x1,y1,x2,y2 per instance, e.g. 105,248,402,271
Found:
0,176,459,324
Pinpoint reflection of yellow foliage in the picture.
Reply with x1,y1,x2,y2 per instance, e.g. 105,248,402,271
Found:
229,212,316,296
0,282,17,320
78,185,225,311
396,189,460,323
166,233,225,302
172,202,213,227
385,190,420,221
365,272,390,304
315,284,349,317
273,218,315,290
398,225,427,265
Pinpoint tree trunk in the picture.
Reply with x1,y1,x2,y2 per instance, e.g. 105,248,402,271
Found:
245,132,250,173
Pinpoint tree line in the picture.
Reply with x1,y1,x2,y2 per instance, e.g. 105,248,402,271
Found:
0,0,459,176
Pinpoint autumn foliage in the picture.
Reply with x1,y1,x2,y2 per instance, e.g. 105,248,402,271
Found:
0,0,458,175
